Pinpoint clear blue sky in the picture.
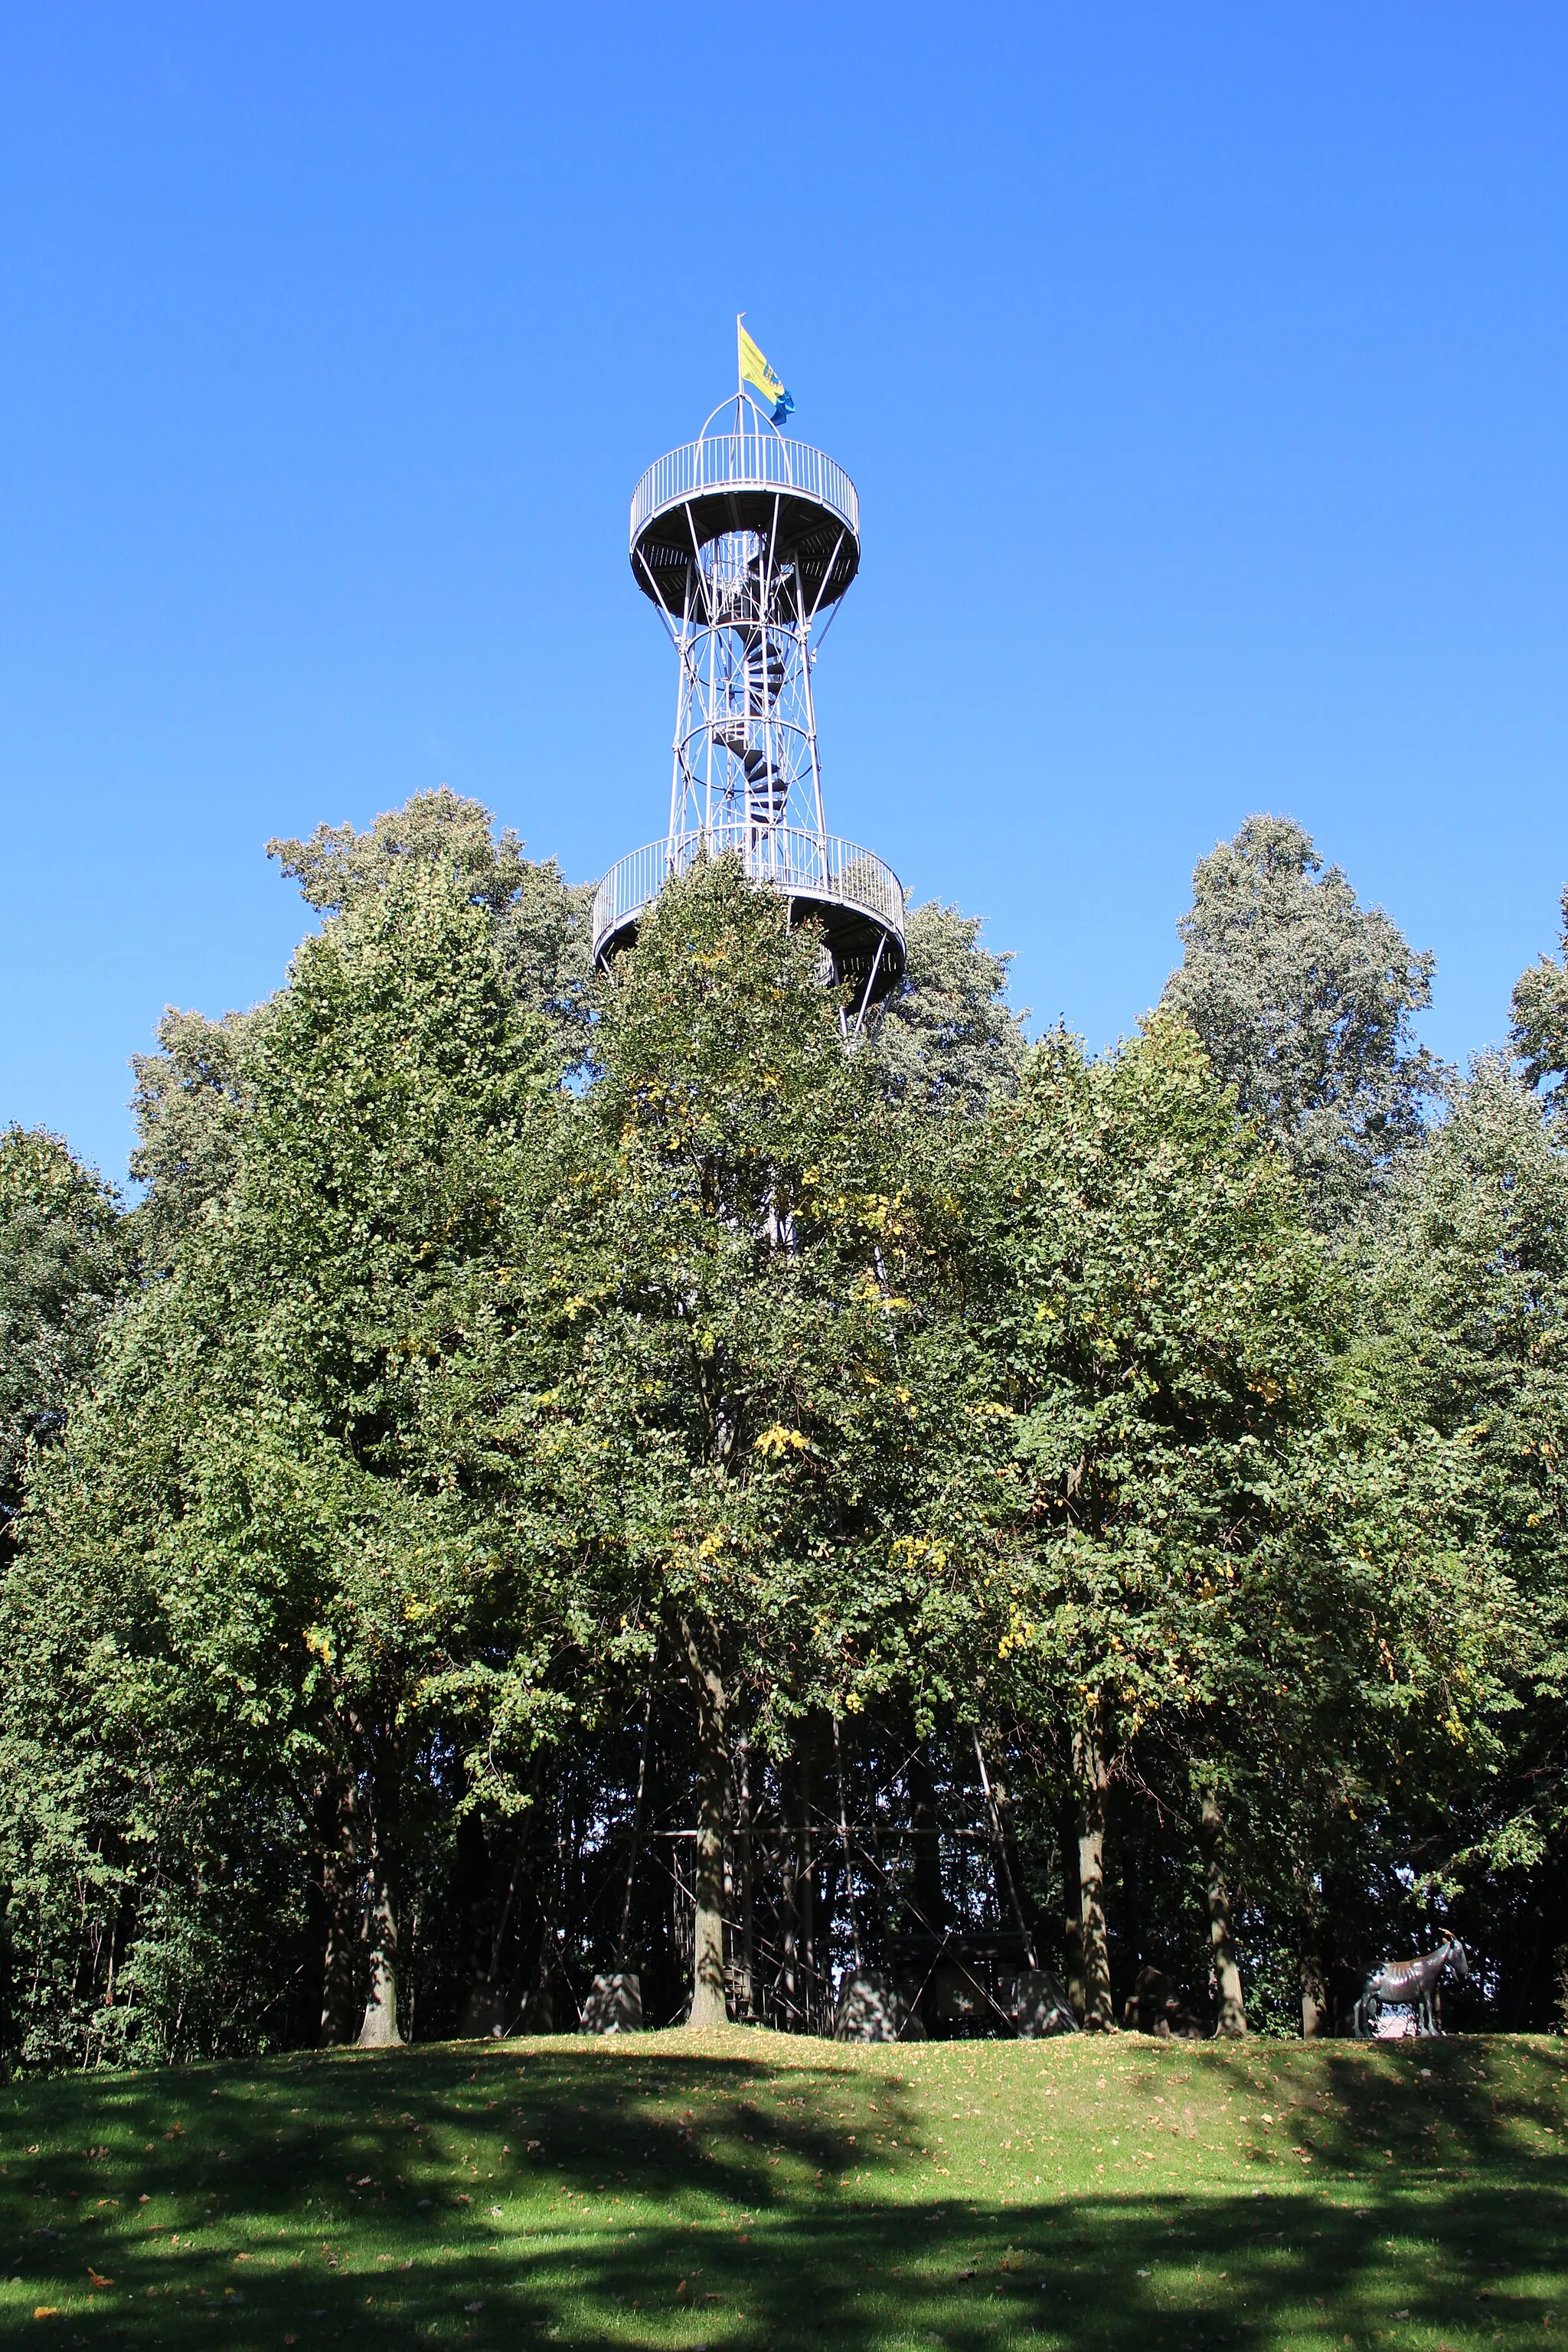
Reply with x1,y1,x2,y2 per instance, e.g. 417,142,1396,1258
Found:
3,4,1565,1184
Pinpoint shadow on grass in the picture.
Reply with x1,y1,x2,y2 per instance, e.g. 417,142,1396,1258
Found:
2,2040,1565,2348
1164,2034,1568,2184
6,2184,1566,2349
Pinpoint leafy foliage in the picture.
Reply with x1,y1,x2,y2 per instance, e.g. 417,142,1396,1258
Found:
269,784,593,1075
5,793,1568,2061
1162,815,1449,1230
989,1013,1331,1743
560,858,950,1723
128,1004,270,1270
1511,882,1568,1119
0,1125,122,1548
2,857,580,2062
867,899,1027,1112
1357,1057,1568,1986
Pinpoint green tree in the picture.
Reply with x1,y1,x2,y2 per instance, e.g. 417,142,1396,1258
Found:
867,900,1027,1112
2,857,576,2060
1218,1352,1513,2037
1162,815,1447,1231
1511,883,1568,1120
1357,1056,1568,2017
982,1015,1334,2030
529,856,960,2024
128,790,593,1276
128,1004,270,1272
0,1126,122,1551
269,785,594,1075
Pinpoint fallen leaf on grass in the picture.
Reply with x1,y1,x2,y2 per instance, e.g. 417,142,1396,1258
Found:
33,2310,61,2321
86,2269,113,2288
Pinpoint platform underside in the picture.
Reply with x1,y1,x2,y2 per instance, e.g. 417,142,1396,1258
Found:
632,484,860,616
597,888,905,1004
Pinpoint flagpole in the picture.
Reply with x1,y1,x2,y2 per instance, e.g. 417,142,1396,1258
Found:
736,312,744,427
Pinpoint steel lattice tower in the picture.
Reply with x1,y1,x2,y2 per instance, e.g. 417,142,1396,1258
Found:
591,390,906,1024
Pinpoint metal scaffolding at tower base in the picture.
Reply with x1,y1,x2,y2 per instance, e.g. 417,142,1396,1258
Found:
590,823,906,980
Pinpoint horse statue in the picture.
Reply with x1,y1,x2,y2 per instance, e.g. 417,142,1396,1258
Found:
1354,1939,1470,2037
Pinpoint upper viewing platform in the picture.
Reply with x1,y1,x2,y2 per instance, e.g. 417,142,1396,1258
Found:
629,421,861,616
607,362,903,1024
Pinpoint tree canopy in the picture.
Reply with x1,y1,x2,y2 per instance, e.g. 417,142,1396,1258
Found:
866,899,1027,1112
2,792,1563,2065
1511,883,1568,1121
0,1125,121,1552
1162,815,1449,1230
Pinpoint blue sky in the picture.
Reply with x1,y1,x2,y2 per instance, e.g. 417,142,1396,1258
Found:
2,3,1565,1184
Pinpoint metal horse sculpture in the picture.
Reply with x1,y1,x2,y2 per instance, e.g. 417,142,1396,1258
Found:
1354,1939,1470,2037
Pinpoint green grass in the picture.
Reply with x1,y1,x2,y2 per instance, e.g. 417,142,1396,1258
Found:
2,2027,1565,2349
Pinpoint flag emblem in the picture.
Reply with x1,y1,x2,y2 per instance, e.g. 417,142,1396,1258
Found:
737,318,795,424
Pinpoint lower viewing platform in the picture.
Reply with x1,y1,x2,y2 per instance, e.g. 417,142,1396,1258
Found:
590,825,906,997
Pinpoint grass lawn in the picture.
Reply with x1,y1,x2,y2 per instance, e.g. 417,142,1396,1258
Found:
2,2026,1564,2349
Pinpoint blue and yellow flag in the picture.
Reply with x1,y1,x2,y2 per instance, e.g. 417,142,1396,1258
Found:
738,319,795,424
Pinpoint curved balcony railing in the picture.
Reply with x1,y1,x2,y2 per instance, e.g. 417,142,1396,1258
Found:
630,436,859,547
592,825,904,964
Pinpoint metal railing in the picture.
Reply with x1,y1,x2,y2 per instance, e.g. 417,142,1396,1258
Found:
630,436,859,546
591,825,903,963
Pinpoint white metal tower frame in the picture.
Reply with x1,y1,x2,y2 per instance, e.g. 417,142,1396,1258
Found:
642,396,840,852
593,387,905,1022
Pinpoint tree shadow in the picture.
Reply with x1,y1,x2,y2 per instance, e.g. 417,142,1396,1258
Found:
2,2035,1564,2348
1156,2033,1568,2183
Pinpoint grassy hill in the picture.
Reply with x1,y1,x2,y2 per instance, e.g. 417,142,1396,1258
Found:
2,2027,1565,2348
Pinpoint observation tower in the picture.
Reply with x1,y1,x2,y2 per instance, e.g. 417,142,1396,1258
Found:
591,377,906,1024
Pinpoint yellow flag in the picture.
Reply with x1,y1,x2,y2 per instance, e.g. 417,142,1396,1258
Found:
737,319,795,423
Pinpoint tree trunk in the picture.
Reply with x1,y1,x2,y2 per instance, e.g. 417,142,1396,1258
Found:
1200,1788,1246,2039
681,1617,730,2028
358,1756,403,2049
358,1850,402,2047
452,1800,500,2038
316,1766,361,2047
1300,1941,1328,2040
1073,1713,1115,2030
1060,1795,1086,2020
